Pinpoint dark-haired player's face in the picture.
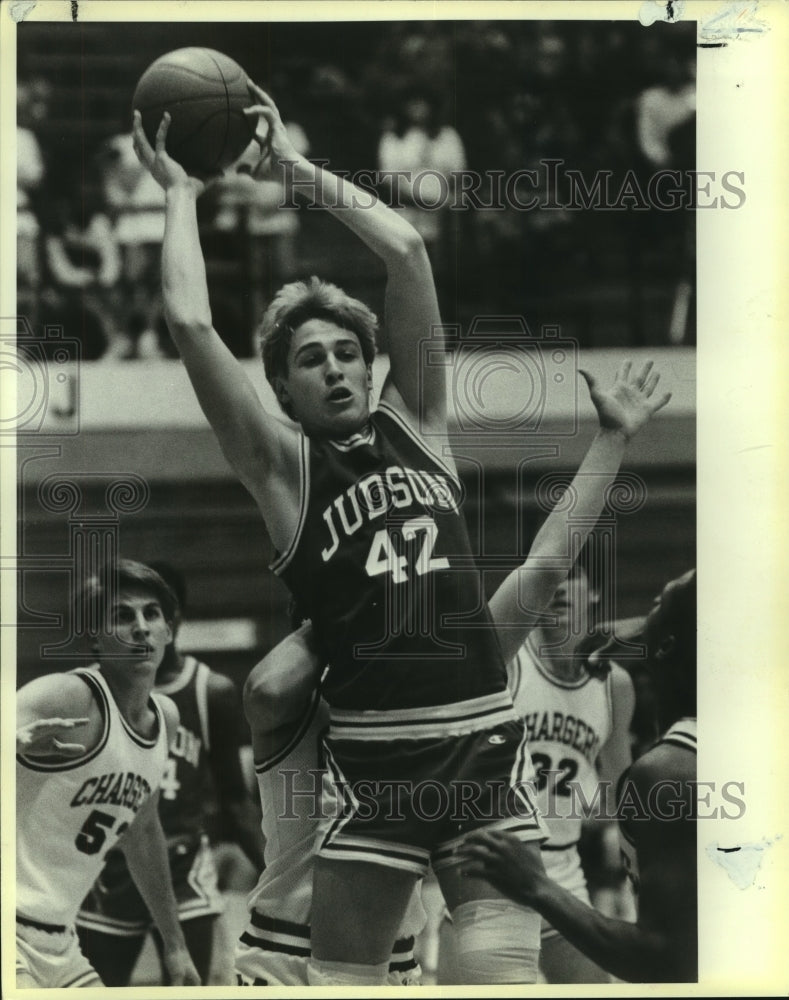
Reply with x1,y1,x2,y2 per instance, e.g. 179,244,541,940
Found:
97,587,172,674
278,319,372,437
644,569,695,664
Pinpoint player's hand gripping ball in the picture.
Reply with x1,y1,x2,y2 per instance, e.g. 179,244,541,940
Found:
132,47,257,178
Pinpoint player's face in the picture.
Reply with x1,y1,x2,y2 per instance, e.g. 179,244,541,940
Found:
97,587,172,674
545,568,599,643
278,320,372,437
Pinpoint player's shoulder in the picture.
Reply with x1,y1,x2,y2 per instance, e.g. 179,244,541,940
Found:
203,663,236,694
628,735,696,793
607,661,636,710
155,692,180,744
608,660,633,691
17,669,97,717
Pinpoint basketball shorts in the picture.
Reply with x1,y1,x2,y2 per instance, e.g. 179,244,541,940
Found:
76,833,223,936
235,914,421,986
316,719,549,875
540,844,591,940
16,919,102,989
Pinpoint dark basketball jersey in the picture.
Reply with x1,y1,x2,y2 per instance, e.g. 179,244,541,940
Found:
617,717,697,891
272,403,512,723
154,655,214,839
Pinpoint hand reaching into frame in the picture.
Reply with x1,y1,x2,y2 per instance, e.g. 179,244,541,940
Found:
17,717,90,758
580,360,672,441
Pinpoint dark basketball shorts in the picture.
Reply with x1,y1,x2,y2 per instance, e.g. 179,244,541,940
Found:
76,833,223,935
316,719,549,876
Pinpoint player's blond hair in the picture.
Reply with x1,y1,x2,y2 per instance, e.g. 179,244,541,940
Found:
258,277,378,418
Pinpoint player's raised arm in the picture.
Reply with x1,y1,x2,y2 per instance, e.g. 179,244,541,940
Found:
244,84,446,428
131,112,299,544
489,361,671,663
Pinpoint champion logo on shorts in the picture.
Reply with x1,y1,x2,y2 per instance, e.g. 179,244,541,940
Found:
488,734,506,745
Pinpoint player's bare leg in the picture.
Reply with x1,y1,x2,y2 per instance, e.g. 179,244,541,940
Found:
309,858,418,980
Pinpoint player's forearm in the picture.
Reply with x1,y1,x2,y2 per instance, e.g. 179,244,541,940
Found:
284,154,424,263
162,184,213,336
489,428,627,660
123,815,188,952
530,428,626,561
527,876,670,982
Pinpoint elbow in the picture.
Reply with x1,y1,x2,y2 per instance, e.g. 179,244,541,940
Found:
163,305,213,340
386,227,427,266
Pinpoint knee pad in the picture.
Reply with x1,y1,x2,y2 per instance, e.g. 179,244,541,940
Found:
306,958,389,986
451,899,541,985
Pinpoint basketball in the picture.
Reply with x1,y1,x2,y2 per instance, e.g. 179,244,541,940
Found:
132,48,257,177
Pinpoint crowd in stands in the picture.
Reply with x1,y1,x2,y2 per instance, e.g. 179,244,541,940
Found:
17,20,696,360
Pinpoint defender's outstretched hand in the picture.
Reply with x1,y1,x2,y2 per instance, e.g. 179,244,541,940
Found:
17,717,90,758
132,110,205,194
580,360,671,441
242,81,301,180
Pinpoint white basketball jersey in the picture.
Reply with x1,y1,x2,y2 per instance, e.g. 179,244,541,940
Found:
508,637,613,849
238,689,426,984
16,666,168,927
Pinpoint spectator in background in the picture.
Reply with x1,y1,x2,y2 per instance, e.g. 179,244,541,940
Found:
205,120,310,351
17,77,50,318
38,167,128,361
77,562,265,986
99,133,167,358
378,87,466,315
633,54,696,345
635,55,696,170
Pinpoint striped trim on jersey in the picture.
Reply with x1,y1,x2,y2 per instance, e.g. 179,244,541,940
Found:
376,401,460,487
319,830,431,875
74,911,149,938
116,692,166,749
527,636,595,691
240,910,418,973
254,689,322,774
328,690,518,740
16,669,110,773
431,814,548,871
657,717,697,753
327,424,377,452
269,435,311,575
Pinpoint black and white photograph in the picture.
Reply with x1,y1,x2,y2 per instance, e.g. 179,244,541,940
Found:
2,0,786,994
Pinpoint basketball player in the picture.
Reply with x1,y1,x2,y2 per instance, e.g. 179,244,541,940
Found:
499,561,634,984
132,82,671,985
235,364,665,987
463,569,697,983
235,621,426,986
15,559,201,988
76,562,264,985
